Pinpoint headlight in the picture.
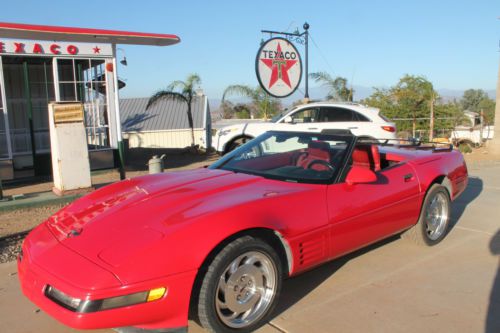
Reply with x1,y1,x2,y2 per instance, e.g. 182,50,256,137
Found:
45,285,167,313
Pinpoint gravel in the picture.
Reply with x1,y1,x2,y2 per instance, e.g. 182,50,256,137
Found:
0,205,64,238
0,204,64,263
0,232,27,264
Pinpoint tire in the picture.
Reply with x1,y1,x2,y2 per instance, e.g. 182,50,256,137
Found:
225,137,252,154
197,236,282,333
402,184,451,246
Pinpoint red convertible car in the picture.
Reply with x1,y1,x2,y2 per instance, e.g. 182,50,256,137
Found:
18,130,468,333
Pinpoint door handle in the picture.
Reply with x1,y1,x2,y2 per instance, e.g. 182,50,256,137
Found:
308,127,318,130
348,127,358,129
404,174,414,182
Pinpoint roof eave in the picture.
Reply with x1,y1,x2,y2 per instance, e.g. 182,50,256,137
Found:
0,22,180,46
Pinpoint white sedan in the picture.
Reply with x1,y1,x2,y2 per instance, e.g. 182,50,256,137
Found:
213,102,397,154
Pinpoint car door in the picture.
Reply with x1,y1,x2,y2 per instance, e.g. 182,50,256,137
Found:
326,160,421,259
274,107,322,132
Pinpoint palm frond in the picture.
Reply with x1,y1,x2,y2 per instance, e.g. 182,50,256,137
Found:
146,90,188,110
167,80,187,92
222,85,256,103
186,73,201,87
309,71,334,84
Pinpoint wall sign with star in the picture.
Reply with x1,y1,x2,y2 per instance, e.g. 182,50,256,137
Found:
0,38,112,57
255,37,302,98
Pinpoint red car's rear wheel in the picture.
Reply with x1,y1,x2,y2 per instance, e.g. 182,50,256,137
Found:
403,184,451,246
197,236,282,332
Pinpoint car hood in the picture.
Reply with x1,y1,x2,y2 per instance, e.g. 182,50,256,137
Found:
45,168,305,281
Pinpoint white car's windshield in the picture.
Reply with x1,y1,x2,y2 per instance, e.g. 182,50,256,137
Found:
210,131,354,183
270,112,286,123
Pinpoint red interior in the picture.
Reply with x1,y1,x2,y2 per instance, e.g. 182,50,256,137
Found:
352,144,381,172
296,141,331,171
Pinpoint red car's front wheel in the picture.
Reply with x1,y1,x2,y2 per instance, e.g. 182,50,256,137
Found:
197,236,283,332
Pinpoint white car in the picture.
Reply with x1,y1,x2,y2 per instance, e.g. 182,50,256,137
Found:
213,102,397,154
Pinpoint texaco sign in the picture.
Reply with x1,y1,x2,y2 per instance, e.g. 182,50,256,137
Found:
256,37,302,98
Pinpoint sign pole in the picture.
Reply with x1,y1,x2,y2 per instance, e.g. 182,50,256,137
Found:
304,22,309,99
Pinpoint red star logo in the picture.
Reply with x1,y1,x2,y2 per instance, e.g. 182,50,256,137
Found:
260,43,298,88
93,46,101,54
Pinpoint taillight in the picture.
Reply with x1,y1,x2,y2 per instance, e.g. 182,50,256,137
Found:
381,126,396,132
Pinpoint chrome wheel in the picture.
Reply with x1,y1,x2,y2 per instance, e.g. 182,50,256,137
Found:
215,251,277,328
425,192,449,241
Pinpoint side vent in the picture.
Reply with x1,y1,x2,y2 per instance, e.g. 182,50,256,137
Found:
298,235,327,267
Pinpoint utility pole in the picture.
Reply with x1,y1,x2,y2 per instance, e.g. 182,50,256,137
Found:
489,19,500,155
429,93,435,142
489,57,500,155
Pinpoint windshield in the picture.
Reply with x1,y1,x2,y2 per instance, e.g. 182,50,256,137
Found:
210,131,354,184
270,111,286,123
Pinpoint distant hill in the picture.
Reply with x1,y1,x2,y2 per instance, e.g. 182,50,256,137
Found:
210,86,495,110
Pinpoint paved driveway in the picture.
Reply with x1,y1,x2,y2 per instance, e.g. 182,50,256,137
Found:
1,163,499,333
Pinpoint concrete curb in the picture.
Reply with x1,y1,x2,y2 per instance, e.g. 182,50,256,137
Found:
0,191,82,212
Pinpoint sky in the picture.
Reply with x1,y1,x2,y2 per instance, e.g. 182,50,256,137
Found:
2,0,499,101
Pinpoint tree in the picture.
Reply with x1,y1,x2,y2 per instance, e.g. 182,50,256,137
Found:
434,101,466,136
461,89,489,113
461,89,495,125
233,104,252,119
219,100,235,119
362,75,438,138
361,87,397,118
478,98,496,125
147,73,201,147
392,75,436,137
309,71,354,102
222,85,281,120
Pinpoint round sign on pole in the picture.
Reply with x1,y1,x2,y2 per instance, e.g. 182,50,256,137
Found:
255,37,302,98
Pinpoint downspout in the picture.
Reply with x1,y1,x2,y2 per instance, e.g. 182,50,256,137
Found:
112,44,126,180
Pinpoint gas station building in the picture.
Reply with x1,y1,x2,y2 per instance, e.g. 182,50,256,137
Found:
0,22,180,181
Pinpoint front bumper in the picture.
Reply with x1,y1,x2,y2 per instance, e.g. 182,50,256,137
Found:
18,224,197,330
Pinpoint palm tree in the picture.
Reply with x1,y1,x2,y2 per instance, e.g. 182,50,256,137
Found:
309,71,354,102
222,85,280,120
146,73,201,147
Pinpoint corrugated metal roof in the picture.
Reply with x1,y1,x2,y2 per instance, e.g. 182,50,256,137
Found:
120,96,206,132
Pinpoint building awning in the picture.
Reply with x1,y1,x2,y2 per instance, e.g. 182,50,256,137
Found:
0,22,180,46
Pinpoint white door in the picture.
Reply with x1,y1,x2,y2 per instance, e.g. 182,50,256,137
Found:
0,56,13,161
275,106,323,132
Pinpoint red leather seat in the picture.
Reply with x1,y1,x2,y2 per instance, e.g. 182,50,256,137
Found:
352,144,381,172
296,141,331,170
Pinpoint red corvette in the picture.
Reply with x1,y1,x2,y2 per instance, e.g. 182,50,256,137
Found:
18,130,468,333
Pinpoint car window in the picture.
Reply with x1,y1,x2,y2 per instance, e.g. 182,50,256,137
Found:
210,131,353,184
290,108,320,123
354,112,370,122
319,107,368,122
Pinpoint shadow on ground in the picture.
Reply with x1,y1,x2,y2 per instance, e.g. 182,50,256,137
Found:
124,147,218,171
450,176,483,229
486,230,500,333
272,235,399,318
270,177,484,323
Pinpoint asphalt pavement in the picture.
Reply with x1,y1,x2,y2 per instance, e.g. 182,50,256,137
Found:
0,163,499,333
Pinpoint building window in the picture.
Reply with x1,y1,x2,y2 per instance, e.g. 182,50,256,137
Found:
55,58,110,150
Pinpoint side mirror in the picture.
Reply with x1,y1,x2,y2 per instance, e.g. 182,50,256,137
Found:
284,116,294,124
345,166,377,185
